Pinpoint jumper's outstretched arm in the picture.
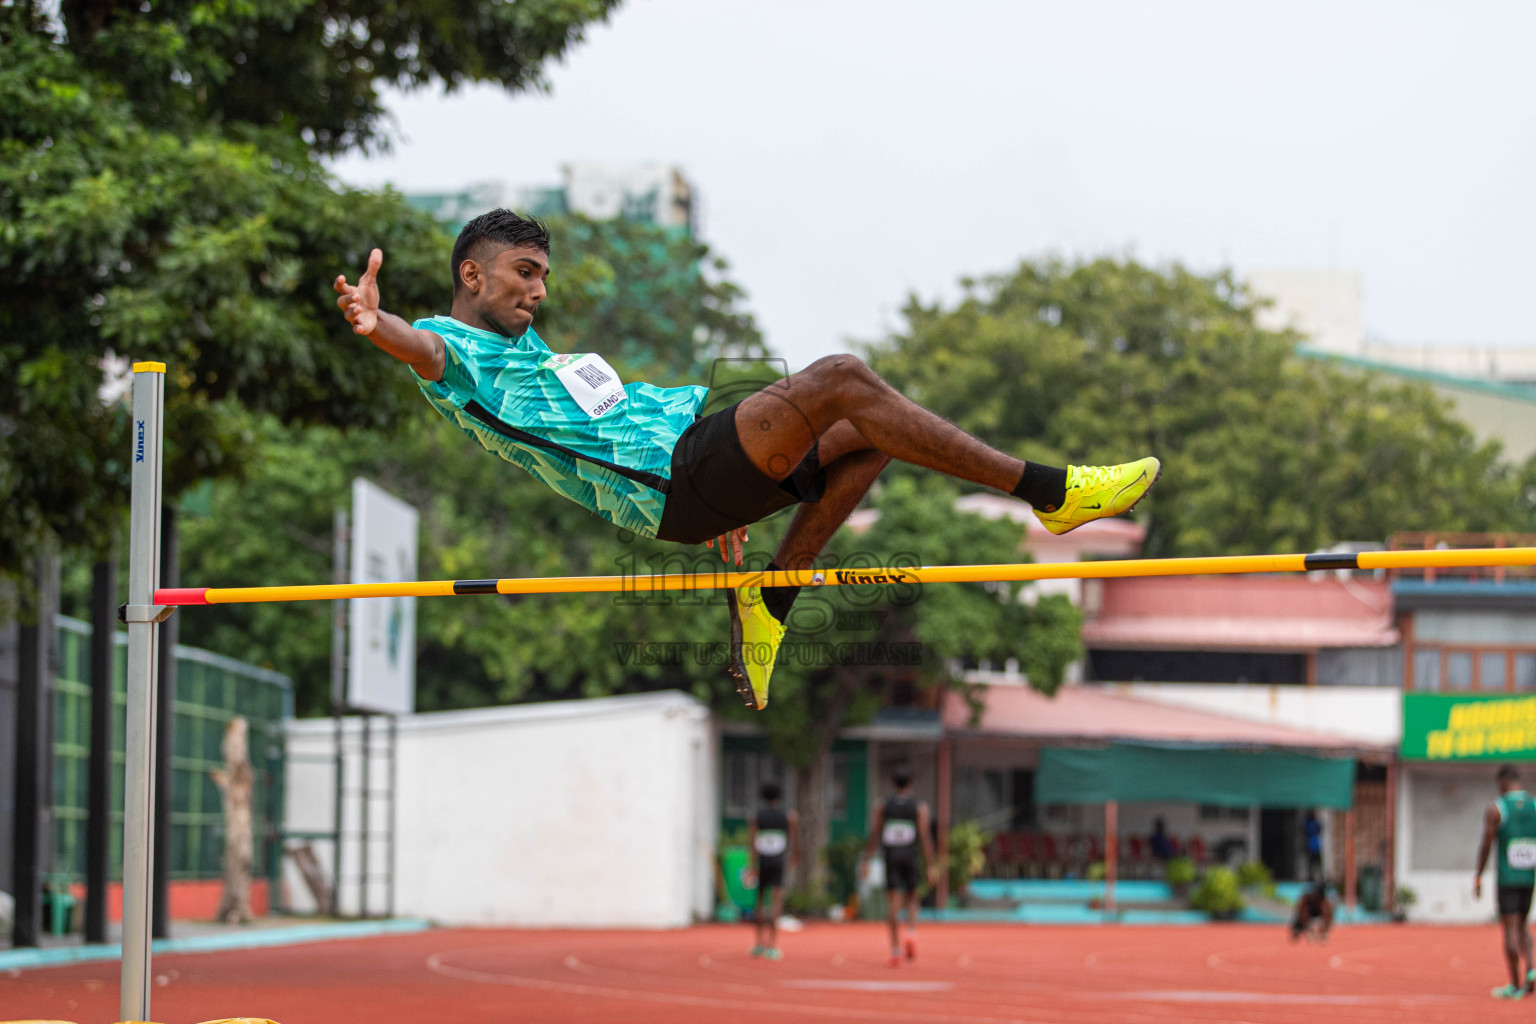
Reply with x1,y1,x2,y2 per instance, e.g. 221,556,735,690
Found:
335,248,446,382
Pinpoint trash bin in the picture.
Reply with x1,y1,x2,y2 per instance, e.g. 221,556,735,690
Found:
720,846,756,914
42,876,76,935
1357,865,1384,913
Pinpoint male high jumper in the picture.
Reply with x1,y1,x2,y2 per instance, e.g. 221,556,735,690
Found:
747,780,798,960
1475,764,1536,999
334,211,1159,710
861,768,938,966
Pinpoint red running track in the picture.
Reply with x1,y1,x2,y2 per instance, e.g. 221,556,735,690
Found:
0,922,1528,1024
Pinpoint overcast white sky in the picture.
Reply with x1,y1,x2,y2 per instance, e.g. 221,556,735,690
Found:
332,0,1536,368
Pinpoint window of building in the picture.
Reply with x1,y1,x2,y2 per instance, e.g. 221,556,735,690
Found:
1482,652,1509,691
1408,645,1536,692
1413,649,1441,691
1518,654,1536,691
1086,649,1306,684
723,752,752,817
722,751,787,818
1199,804,1250,821
829,756,849,820
1446,652,1473,691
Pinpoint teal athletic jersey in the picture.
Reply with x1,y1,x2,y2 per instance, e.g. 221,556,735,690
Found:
411,316,707,538
1497,790,1536,887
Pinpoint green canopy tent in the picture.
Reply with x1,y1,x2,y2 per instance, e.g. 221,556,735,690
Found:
1034,743,1356,911
1036,744,1356,808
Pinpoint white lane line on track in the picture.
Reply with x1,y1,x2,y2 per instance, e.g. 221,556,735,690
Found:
1327,954,1373,975
1106,990,1459,1006
424,950,1068,1024
780,980,955,992
566,953,763,994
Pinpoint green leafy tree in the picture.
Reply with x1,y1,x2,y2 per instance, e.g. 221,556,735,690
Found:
1,0,619,574
538,215,763,382
865,258,1526,557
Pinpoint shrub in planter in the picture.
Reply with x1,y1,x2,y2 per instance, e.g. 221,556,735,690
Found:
1393,885,1417,923
826,835,866,906
948,822,993,897
1235,859,1277,897
1166,856,1198,895
784,884,834,918
1190,866,1246,919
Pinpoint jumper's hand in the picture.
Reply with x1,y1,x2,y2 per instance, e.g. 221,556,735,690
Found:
1473,876,1482,899
705,527,749,565
334,248,383,336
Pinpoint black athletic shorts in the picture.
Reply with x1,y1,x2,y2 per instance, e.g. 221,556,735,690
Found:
886,855,920,894
656,402,825,545
758,860,785,891
1498,885,1534,918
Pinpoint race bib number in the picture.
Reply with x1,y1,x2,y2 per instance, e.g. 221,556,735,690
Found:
1508,840,1536,870
542,353,627,417
754,830,788,857
882,820,917,847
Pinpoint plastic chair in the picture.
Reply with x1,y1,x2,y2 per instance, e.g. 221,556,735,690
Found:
1039,834,1062,878
1016,832,1039,878
991,832,1015,878
1132,835,1154,879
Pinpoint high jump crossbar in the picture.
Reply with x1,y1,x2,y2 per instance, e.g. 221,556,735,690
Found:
152,544,1536,605
119,362,1536,1019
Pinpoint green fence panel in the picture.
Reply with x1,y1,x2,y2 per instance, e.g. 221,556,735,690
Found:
53,616,293,884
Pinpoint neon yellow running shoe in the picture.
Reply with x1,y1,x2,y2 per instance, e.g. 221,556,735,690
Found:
1032,457,1161,536
727,585,785,711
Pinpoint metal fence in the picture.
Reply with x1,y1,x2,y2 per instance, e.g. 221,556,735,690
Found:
53,616,292,883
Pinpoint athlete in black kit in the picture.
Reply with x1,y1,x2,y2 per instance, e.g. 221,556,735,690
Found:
748,780,799,960
861,769,939,966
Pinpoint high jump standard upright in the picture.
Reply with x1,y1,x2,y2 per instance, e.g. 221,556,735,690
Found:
121,361,173,1020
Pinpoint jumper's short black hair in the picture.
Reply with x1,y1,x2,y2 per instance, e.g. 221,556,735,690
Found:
1499,764,1522,784
451,209,550,293
892,769,912,790
760,780,783,802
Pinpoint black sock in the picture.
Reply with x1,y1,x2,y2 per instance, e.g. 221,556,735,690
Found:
1011,462,1068,512
761,561,800,624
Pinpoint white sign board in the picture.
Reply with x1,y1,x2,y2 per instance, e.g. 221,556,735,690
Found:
347,478,418,714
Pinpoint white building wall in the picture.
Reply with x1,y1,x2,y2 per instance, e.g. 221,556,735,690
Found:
1396,763,1500,924
284,691,717,928
1113,683,1400,747
1249,269,1364,355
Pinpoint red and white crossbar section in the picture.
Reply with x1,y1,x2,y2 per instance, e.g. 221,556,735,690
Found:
153,547,1536,606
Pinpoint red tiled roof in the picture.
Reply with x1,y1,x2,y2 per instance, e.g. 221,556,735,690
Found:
1082,575,1398,651
943,683,1374,750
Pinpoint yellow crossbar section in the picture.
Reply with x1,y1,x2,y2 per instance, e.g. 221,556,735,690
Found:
153,546,1536,606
